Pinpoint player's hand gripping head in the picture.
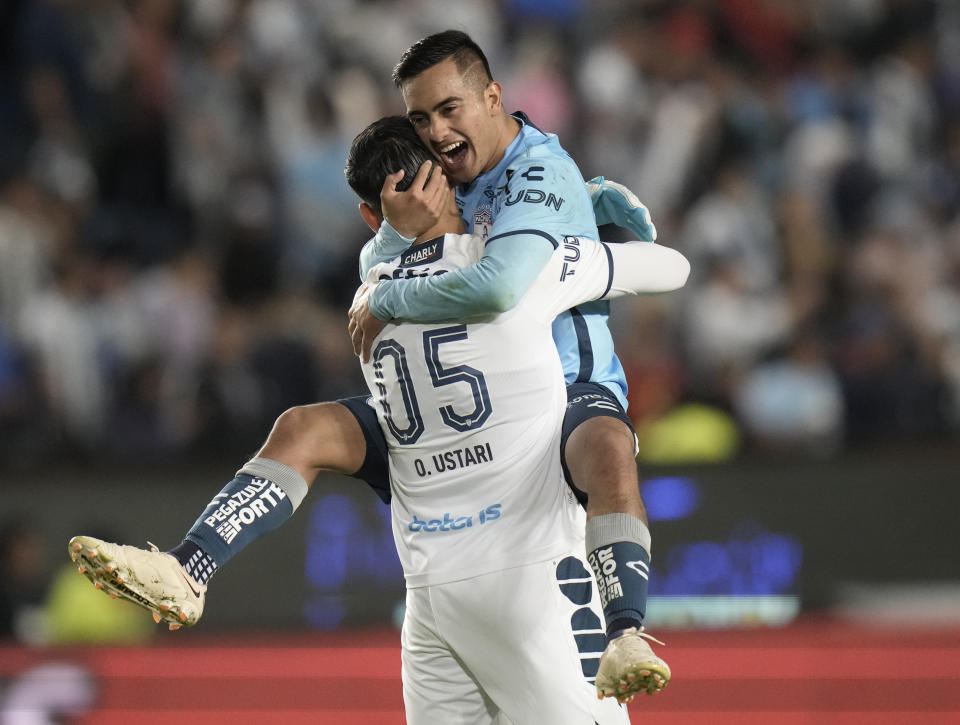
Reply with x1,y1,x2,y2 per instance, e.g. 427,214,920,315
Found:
394,30,504,185
344,115,453,234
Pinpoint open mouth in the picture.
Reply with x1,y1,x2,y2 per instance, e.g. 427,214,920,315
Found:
437,140,469,170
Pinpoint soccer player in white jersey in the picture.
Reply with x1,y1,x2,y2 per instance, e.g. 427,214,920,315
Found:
345,115,687,723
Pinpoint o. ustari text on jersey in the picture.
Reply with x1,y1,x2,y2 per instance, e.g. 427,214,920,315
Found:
411,440,494,477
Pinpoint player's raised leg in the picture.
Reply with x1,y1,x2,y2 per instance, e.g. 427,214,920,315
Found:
69,399,386,629
562,385,670,702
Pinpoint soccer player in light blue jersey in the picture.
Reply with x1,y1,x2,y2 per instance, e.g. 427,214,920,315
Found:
347,30,669,703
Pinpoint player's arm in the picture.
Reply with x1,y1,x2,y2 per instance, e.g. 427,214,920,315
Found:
372,231,556,320
543,237,689,321
603,240,690,296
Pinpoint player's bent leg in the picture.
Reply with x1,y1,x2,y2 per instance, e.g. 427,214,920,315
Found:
257,401,368,485
67,399,388,629
561,384,670,701
401,586,500,725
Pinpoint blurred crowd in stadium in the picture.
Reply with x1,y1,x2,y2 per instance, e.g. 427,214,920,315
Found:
0,0,957,468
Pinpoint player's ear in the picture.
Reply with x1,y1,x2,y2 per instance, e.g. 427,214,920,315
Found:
485,80,502,115
359,201,382,233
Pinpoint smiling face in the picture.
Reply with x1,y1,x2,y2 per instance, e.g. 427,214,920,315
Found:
401,57,506,185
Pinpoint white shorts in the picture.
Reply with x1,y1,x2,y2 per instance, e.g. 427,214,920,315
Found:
401,555,631,725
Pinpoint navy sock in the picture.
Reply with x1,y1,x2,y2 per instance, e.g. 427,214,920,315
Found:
585,513,652,638
588,541,650,637
172,458,309,575
183,473,294,568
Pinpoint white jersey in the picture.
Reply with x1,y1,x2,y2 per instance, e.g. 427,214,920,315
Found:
358,232,688,588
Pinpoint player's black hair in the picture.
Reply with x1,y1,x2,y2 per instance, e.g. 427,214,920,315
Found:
392,30,493,89
344,115,433,217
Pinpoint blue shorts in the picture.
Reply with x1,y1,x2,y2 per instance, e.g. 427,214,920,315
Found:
341,381,636,506
337,395,391,504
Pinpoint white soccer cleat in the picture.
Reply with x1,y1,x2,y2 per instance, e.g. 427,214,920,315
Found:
67,535,206,630
595,627,670,702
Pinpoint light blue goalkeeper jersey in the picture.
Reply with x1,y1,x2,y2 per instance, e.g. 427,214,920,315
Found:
360,113,630,409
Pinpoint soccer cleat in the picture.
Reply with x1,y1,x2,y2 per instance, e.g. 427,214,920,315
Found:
67,535,206,629
596,627,670,702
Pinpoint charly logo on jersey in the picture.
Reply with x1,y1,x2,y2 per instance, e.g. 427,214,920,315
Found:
400,238,444,267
